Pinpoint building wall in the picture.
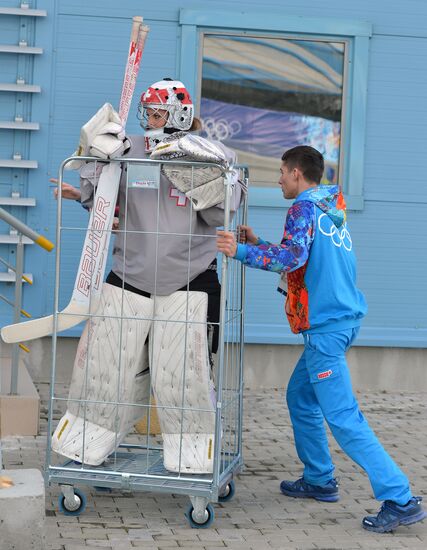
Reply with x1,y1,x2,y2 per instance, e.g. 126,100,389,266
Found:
0,0,426,349
10,337,427,392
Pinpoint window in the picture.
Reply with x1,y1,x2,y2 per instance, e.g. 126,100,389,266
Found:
200,34,344,188
179,10,371,209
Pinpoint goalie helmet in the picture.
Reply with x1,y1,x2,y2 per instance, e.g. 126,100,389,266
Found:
138,78,194,151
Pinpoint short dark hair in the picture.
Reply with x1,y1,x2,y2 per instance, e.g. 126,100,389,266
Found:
281,146,324,184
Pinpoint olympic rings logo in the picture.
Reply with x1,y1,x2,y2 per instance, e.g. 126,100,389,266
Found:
200,117,242,141
318,213,352,251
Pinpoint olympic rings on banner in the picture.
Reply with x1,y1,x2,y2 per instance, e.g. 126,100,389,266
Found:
318,213,352,251
201,117,242,141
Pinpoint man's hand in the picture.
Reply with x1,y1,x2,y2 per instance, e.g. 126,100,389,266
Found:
237,224,258,245
217,230,237,257
51,178,82,201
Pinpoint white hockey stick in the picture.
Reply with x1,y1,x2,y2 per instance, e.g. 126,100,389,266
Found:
1,17,149,344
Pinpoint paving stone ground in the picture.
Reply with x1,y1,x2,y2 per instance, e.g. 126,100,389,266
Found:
1,383,426,549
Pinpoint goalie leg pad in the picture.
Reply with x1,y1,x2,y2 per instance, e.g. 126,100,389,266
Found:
185,175,225,211
150,291,216,474
52,283,153,465
161,166,239,211
161,164,223,194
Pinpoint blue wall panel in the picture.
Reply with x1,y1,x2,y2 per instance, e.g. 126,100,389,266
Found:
363,35,427,204
1,0,426,347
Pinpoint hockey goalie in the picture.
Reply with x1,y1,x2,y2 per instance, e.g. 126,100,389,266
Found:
51,78,245,474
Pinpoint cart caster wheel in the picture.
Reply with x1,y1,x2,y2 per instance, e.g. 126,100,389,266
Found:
218,480,235,503
58,488,86,516
185,503,214,528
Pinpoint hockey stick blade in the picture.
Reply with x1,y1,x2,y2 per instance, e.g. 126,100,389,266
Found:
1,303,89,344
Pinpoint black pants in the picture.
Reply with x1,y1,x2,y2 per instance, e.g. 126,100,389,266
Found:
106,263,221,353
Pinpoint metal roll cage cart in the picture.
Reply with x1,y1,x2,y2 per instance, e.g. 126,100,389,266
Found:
45,156,248,528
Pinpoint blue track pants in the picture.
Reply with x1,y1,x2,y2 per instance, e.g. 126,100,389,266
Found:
286,327,412,504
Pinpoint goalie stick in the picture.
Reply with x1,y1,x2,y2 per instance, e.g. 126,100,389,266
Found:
1,17,149,344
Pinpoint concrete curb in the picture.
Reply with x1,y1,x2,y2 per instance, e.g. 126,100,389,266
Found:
0,468,46,550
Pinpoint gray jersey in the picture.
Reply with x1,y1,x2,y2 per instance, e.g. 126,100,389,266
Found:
80,135,242,295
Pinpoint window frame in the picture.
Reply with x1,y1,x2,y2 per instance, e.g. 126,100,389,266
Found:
179,9,372,210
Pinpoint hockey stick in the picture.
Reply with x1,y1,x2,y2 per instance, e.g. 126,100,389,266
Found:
1,17,149,344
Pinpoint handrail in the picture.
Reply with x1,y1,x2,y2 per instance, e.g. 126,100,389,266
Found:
0,206,54,251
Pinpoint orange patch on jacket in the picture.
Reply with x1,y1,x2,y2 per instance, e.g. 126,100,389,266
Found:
337,192,346,210
285,265,310,333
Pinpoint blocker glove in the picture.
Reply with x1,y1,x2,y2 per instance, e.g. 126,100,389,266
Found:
67,103,130,170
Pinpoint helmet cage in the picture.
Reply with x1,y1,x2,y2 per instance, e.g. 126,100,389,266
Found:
138,79,194,132
137,104,170,128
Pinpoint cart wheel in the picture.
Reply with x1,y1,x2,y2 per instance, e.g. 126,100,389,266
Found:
58,488,86,516
185,503,215,528
218,480,235,503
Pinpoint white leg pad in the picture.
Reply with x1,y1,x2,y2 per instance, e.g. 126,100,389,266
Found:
151,291,216,473
52,283,153,465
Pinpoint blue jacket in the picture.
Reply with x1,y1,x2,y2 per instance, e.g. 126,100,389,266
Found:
234,185,367,333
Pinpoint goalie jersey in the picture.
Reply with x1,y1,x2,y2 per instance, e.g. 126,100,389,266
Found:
80,135,243,295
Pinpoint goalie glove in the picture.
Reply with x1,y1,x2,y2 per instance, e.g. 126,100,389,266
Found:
89,128,130,160
66,103,130,170
151,133,232,210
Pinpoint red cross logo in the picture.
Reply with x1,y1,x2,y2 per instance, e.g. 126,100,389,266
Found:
169,187,188,207
317,369,333,380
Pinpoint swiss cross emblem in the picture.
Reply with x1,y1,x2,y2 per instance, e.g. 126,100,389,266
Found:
169,187,188,207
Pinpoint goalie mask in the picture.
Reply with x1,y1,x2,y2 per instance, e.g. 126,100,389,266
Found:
138,78,194,151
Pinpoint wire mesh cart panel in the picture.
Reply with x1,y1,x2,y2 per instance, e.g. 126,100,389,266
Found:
45,156,248,527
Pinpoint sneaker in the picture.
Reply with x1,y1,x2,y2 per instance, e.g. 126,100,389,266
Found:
280,477,339,502
362,496,427,533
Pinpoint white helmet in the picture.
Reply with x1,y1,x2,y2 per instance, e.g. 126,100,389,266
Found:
138,78,194,151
